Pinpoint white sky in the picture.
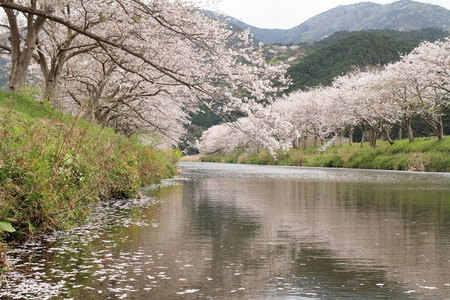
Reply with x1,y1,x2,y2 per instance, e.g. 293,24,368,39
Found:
192,0,450,29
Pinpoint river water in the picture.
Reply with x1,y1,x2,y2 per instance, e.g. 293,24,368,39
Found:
2,162,450,299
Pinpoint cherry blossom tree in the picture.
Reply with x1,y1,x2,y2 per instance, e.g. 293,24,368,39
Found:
200,112,293,156
200,121,253,155
1,0,288,145
333,67,399,147
284,86,351,149
32,7,100,102
1,0,288,102
57,49,192,144
397,38,450,140
381,61,421,142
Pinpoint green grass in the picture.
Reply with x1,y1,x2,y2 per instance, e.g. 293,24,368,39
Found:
201,137,450,172
0,91,180,253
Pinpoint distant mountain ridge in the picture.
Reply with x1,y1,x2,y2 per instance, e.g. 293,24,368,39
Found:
226,0,450,44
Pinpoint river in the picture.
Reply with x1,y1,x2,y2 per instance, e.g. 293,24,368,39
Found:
2,162,450,299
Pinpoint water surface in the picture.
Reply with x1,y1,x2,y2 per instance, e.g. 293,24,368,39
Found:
2,162,450,299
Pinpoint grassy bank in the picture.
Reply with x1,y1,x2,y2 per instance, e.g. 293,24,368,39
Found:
201,137,450,172
0,91,180,268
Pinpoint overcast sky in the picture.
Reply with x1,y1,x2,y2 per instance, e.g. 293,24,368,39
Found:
192,0,450,29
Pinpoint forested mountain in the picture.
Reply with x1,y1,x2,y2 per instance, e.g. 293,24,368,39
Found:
286,29,447,91
228,0,450,44
263,28,447,66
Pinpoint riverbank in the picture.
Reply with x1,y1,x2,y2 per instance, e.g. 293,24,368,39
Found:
179,154,201,162
0,91,180,268
201,137,450,172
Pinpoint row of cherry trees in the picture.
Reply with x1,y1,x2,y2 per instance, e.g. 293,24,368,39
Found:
0,0,288,145
200,38,450,154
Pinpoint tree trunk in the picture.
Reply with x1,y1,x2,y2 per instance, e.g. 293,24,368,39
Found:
4,7,47,91
360,126,365,148
9,60,31,91
349,127,354,146
43,79,58,103
384,127,394,145
405,118,414,142
369,128,378,148
438,115,444,141
40,52,64,104
292,137,299,149
422,114,444,141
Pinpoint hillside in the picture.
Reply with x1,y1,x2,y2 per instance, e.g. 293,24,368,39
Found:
287,31,421,90
263,28,448,66
228,0,450,44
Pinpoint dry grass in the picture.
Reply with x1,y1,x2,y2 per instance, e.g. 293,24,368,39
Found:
180,155,201,162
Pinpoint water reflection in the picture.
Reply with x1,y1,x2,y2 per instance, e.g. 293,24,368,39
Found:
2,162,450,299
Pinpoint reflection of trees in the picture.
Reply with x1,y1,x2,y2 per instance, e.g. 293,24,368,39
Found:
178,171,450,298
179,177,428,298
182,178,262,285
339,183,450,242
287,246,415,299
